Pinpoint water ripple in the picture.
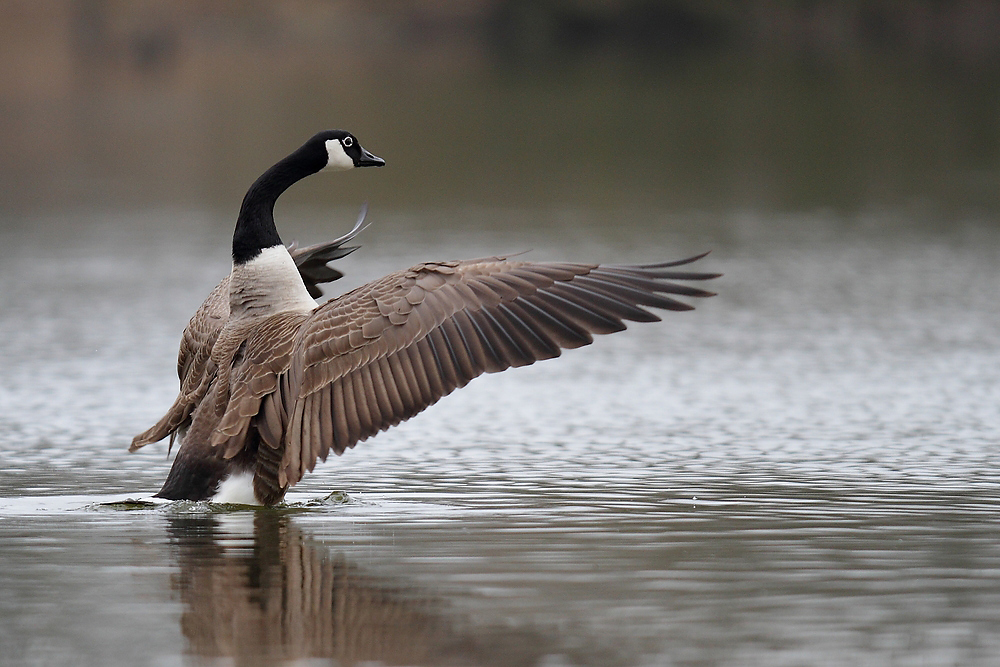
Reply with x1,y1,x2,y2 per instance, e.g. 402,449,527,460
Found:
3,215,1000,665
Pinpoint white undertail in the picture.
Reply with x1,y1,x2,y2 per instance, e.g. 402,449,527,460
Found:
211,471,260,505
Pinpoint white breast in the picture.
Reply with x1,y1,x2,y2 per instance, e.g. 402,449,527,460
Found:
229,245,318,317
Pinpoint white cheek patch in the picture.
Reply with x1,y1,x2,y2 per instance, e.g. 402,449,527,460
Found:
324,139,355,171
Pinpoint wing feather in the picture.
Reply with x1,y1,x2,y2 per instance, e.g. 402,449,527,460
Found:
358,363,382,432
129,278,230,452
338,367,362,448
572,275,694,312
351,365,374,439
430,332,464,396
306,392,322,472
377,356,405,419
331,379,350,453
460,308,507,370
386,351,416,414
513,297,592,348
283,401,303,487
270,255,718,489
450,309,492,374
498,302,562,359
412,336,444,400
530,289,626,334
259,392,284,449
142,252,717,501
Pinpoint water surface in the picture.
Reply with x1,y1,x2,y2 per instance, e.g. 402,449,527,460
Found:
2,209,1000,666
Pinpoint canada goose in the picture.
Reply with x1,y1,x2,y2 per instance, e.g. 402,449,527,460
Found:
131,130,720,505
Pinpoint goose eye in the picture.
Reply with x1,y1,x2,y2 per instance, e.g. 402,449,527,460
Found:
342,136,354,148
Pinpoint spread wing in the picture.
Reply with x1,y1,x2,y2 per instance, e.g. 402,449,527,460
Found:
247,253,719,492
130,210,367,453
130,278,230,452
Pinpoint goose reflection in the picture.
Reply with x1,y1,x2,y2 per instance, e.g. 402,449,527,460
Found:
166,512,546,666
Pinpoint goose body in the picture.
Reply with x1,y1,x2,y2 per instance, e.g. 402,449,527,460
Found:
131,130,720,505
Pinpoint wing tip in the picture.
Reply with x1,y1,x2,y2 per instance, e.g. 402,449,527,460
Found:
129,429,163,452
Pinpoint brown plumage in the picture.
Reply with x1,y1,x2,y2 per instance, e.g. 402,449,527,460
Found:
132,250,718,504
129,130,720,505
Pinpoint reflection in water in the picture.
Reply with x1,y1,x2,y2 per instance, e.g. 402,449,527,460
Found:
166,512,544,667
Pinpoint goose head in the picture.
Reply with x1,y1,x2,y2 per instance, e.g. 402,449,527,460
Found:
317,130,386,171
232,130,383,265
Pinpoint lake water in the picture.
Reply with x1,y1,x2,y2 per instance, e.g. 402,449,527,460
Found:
2,208,1000,666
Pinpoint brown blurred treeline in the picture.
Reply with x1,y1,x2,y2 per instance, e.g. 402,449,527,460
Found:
1,0,999,215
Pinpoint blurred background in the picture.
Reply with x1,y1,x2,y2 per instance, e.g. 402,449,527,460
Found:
5,5,1000,665
2,0,998,220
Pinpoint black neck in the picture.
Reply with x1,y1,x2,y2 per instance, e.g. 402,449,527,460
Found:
232,147,323,264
